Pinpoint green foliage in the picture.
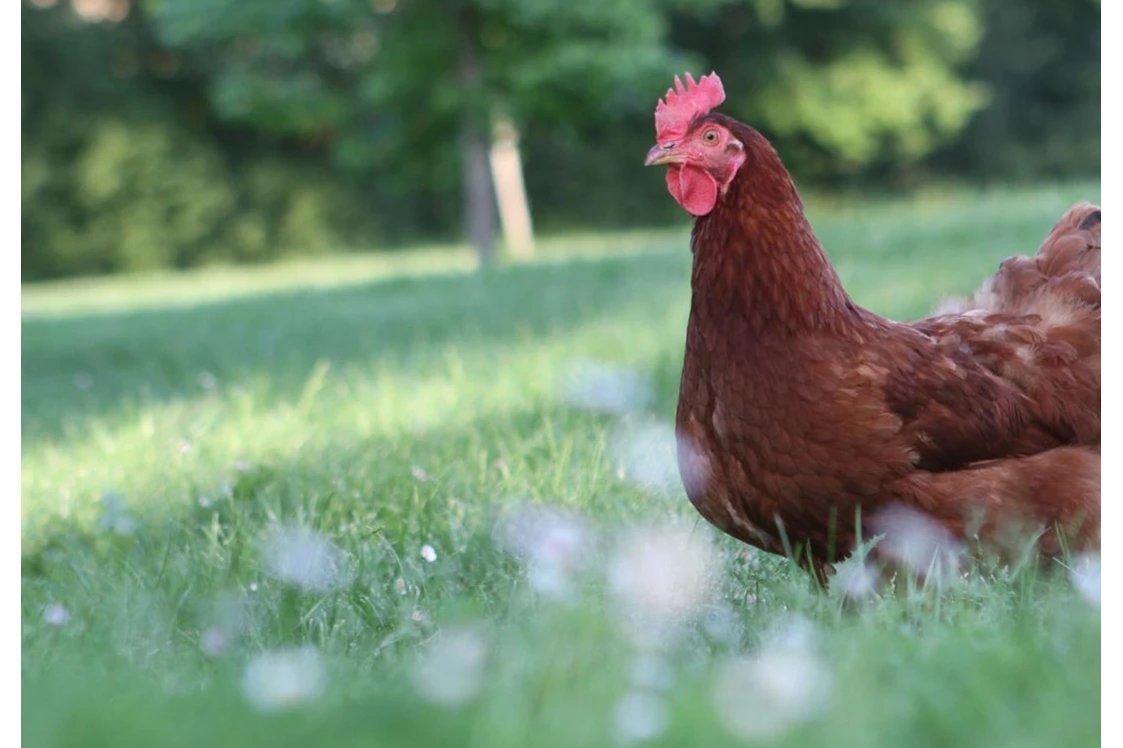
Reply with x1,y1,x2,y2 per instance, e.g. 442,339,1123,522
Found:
74,118,235,271
669,0,992,177
939,0,1101,179
20,2,381,280
21,0,1099,279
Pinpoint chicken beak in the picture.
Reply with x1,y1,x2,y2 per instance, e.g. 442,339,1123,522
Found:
644,143,685,167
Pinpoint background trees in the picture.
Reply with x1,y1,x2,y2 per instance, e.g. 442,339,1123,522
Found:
21,0,1100,279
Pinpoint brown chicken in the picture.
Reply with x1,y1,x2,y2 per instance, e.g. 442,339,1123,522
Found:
644,73,1100,579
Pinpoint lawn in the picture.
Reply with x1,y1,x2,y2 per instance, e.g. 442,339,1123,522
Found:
21,182,1101,748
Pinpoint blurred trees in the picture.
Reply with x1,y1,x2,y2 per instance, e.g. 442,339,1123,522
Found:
938,0,1101,179
22,0,366,278
21,0,1100,280
141,0,698,263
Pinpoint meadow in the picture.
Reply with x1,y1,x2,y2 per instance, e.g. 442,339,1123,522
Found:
21,182,1101,748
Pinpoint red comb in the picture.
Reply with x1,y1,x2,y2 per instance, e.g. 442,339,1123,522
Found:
654,72,725,146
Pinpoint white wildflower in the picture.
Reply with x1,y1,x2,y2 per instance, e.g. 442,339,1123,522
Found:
43,603,69,627
560,359,651,414
870,505,962,585
497,506,586,601
629,654,676,692
609,524,715,618
609,419,683,497
262,526,348,592
241,646,326,712
712,617,833,740
613,690,669,743
98,491,137,536
832,561,878,600
200,627,231,657
412,627,489,706
701,604,740,645
1071,554,1100,608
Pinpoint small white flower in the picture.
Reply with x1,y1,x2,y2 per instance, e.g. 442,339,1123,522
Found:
609,524,715,619
412,627,488,706
241,646,326,712
760,615,819,652
420,544,438,563
613,690,669,743
198,371,217,391
198,495,213,508
712,618,833,740
43,603,69,626
98,491,137,536
609,419,682,497
560,359,652,414
701,604,739,645
497,506,586,601
200,627,231,657
870,505,962,585
199,593,245,657
832,561,878,600
412,466,429,482
526,562,572,600
608,524,717,650
1071,554,1100,608
262,527,348,592
629,654,676,692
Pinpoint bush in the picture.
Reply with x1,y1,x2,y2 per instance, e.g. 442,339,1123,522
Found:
20,0,1100,280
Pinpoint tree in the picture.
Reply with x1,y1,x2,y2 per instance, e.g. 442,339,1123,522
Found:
23,0,1099,280
144,0,707,265
940,0,1100,179
667,0,992,179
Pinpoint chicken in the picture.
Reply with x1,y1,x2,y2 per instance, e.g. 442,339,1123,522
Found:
643,72,1100,579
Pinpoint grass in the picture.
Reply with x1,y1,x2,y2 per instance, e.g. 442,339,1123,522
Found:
21,181,1101,748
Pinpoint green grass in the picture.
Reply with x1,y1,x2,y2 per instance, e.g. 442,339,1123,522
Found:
21,182,1101,748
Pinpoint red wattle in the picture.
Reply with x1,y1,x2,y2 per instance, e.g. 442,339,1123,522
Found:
666,165,718,217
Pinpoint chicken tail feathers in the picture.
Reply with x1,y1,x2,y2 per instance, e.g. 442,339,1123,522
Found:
1035,201,1100,281
934,201,1101,316
917,201,1101,446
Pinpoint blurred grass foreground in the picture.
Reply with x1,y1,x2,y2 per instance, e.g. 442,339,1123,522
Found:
21,183,1101,747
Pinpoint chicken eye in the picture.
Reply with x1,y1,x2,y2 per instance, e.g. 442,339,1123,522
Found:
703,130,719,144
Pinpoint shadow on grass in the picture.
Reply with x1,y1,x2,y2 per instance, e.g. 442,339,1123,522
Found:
19,392,663,573
22,249,691,441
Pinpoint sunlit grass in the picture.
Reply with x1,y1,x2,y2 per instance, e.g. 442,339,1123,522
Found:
21,182,1101,748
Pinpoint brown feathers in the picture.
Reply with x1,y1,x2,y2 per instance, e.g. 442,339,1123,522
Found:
672,119,1101,575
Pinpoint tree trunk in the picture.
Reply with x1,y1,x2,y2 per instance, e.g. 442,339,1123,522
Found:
459,123,495,267
489,112,535,259
457,41,495,267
